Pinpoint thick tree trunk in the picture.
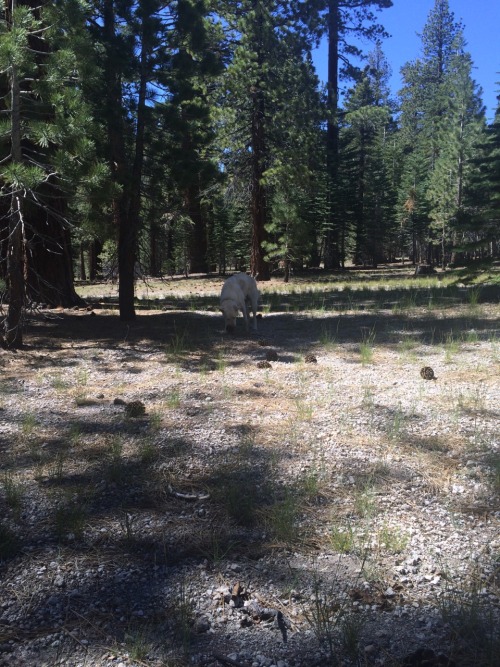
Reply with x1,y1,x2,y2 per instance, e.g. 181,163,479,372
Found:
324,0,341,270
102,0,135,320
25,212,84,307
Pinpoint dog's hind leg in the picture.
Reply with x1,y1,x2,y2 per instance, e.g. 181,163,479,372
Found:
241,299,250,331
247,294,258,332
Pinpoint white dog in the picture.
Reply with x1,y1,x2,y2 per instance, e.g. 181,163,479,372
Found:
220,273,259,333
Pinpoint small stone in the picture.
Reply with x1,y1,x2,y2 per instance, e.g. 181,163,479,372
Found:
195,617,211,633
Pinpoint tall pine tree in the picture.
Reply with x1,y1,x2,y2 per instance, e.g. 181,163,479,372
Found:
1,0,100,346
398,0,485,267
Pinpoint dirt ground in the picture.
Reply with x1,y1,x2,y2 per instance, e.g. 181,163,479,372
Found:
1,271,499,667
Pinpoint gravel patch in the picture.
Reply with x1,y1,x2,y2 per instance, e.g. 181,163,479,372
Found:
0,283,499,666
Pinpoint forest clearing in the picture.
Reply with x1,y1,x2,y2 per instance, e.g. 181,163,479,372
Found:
1,267,499,667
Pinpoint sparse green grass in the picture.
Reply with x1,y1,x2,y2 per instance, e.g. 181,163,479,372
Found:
172,580,195,655
76,368,89,386
148,411,163,431
397,334,419,360
200,526,238,563
49,373,71,391
139,438,160,465
443,331,460,363
166,388,181,409
264,490,299,543
392,289,419,314
386,403,407,443
215,352,227,373
359,327,376,365
47,451,66,482
2,474,23,519
220,475,258,527
377,523,409,554
354,481,378,520
330,521,356,554
303,570,364,664
20,412,37,437
319,323,338,349
294,396,314,422
125,625,151,662
486,453,500,493
105,435,129,483
467,286,482,311
456,383,487,414
439,576,500,667
463,328,480,343
165,330,190,358
54,501,87,541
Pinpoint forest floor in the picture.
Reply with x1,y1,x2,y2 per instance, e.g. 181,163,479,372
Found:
1,265,499,667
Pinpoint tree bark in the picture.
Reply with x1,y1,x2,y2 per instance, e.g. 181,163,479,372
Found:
324,0,341,270
250,86,270,280
4,7,24,348
186,187,208,274
102,0,135,320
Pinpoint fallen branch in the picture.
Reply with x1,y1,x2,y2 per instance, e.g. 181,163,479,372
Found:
167,484,210,502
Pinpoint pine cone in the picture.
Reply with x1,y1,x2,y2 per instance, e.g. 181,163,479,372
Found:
420,366,436,380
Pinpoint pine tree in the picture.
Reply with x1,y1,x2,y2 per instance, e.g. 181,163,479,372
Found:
217,0,323,279
398,0,485,267
308,0,393,269
157,0,223,275
0,0,100,346
339,44,396,267
464,87,500,260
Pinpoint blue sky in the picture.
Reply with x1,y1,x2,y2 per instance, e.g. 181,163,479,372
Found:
312,0,500,121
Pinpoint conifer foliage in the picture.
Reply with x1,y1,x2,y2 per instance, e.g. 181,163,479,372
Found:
0,0,498,345
1,0,99,346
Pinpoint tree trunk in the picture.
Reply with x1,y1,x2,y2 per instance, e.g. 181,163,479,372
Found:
102,0,135,320
324,0,341,270
149,220,161,276
80,243,87,281
248,7,270,281
24,207,84,307
4,21,24,348
250,84,270,280
186,188,208,274
88,239,102,280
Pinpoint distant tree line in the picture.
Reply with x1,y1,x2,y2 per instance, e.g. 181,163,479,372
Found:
1,0,499,345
